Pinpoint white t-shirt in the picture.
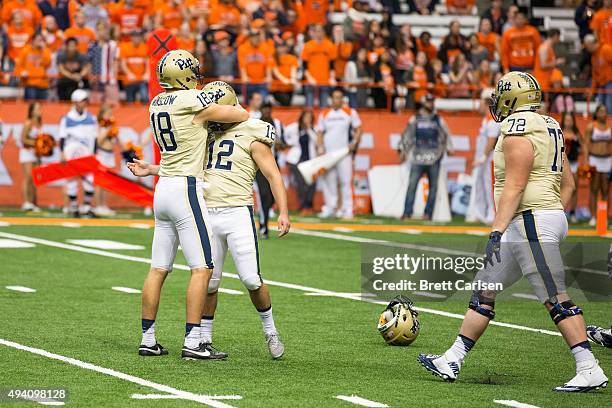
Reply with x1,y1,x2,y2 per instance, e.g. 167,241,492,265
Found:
316,106,362,152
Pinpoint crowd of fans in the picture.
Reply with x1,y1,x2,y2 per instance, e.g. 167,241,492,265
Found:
0,0,610,109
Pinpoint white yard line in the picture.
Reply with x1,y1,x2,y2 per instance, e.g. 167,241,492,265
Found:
494,399,540,408
128,223,152,229
336,395,388,407
60,222,81,228
512,293,539,301
66,240,145,250
0,221,12,227
412,291,447,299
6,285,36,293
218,288,244,295
0,231,561,337
0,239,35,248
112,287,141,294
0,338,238,408
131,394,242,400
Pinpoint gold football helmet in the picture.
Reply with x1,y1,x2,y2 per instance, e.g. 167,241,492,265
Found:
201,81,239,106
377,295,420,346
157,49,203,90
489,71,542,122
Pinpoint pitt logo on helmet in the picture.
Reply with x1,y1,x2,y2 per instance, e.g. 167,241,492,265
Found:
157,49,203,90
377,295,420,346
489,71,542,123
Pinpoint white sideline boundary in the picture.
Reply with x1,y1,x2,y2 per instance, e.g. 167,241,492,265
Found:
0,339,238,408
336,395,388,407
494,399,540,408
0,231,562,337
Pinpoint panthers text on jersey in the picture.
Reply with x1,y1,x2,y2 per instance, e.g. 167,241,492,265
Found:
493,111,564,214
204,118,275,207
149,88,213,178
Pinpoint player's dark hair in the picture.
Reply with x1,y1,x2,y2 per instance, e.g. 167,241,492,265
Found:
298,108,314,131
331,87,344,96
593,104,607,120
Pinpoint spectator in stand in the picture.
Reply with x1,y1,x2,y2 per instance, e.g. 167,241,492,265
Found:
408,0,437,15
238,28,272,102
247,91,263,118
37,0,78,31
502,4,519,32
81,0,109,32
467,33,488,67
548,69,575,113
5,11,33,73
41,15,64,53
88,21,119,105
500,12,541,72
155,0,186,32
109,0,147,43
406,51,433,109
584,34,612,113
476,18,499,62
343,0,368,42
380,8,397,39
584,104,612,226
302,24,337,107
119,30,148,103
176,22,196,52
481,0,506,35
431,58,446,97
211,30,238,82
575,0,597,41
395,23,416,65
371,49,395,109
208,0,241,29
1,0,42,30
295,0,329,34
473,59,496,89
446,0,474,16
534,28,565,92
417,31,438,62
19,102,43,212
332,25,353,83
14,32,51,100
64,10,97,55
270,41,298,106
344,48,372,108
590,0,612,46
448,53,473,98
438,20,467,69
57,37,91,101
193,39,213,78
368,35,386,66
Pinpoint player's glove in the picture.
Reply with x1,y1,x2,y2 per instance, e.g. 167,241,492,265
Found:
484,231,502,267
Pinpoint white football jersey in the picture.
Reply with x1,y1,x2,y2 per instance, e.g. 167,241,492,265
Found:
316,106,362,151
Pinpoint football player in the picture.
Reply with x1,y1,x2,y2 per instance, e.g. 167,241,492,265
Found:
130,50,248,360
128,81,291,359
418,72,609,392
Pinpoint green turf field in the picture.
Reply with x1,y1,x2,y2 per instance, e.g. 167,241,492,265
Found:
0,220,610,407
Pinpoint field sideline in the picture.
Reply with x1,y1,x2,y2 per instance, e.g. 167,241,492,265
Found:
0,217,610,407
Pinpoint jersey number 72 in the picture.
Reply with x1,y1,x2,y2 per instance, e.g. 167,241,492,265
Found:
548,127,564,173
151,112,177,152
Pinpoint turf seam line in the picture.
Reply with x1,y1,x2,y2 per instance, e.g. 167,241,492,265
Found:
0,231,562,338
0,338,239,408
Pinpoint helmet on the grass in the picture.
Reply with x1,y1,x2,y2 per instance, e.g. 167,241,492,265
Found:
377,295,420,346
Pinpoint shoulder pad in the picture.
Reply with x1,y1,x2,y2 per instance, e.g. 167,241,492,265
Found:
500,111,536,136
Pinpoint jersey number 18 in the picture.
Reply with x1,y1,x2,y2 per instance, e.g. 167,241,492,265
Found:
151,112,177,152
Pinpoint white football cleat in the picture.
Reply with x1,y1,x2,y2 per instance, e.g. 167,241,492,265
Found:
417,353,461,382
265,333,284,359
554,361,608,392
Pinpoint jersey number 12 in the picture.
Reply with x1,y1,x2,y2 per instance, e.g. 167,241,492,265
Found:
151,112,177,152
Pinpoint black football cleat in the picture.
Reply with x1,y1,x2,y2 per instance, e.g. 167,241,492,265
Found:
182,343,228,360
139,343,168,356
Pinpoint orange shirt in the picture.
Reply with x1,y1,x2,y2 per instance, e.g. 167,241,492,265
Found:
63,26,97,54
296,0,328,33
476,32,498,61
158,3,183,31
416,39,438,62
6,24,33,60
110,3,146,41
533,42,555,91
271,53,298,92
590,8,612,46
412,65,428,102
334,42,353,80
591,43,612,88
446,0,474,12
301,38,337,84
475,70,493,88
42,28,64,52
14,45,52,88
207,3,241,27
238,41,272,83
501,25,541,70
120,42,149,84
1,0,42,29
176,36,196,52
